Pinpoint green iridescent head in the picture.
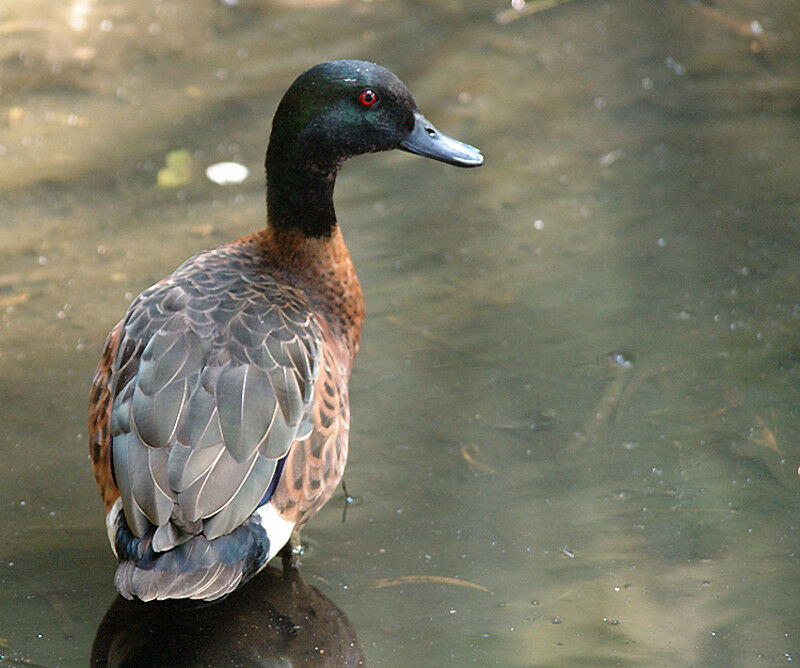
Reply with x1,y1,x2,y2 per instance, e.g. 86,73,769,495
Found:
266,60,483,235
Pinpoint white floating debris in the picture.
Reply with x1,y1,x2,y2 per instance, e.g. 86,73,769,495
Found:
205,161,249,185
599,148,624,167
665,56,686,76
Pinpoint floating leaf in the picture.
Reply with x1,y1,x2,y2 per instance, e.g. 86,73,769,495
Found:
157,149,194,188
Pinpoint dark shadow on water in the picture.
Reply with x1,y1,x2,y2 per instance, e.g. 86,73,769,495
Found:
91,567,364,667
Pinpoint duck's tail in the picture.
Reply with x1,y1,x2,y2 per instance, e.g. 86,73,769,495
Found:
111,509,273,602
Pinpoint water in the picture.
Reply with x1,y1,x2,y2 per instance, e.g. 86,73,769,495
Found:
2,0,799,664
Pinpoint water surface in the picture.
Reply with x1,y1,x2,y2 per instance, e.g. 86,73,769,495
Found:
1,0,799,664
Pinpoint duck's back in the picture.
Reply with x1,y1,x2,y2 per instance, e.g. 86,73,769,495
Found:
90,237,356,600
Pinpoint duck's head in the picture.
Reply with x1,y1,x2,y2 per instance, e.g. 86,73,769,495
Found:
268,60,483,170
266,60,483,236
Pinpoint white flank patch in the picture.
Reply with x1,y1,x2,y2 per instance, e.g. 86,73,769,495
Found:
107,498,293,569
253,502,295,568
106,497,123,557
205,161,249,185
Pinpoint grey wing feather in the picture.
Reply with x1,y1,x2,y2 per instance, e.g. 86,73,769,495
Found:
215,365,274,463
166,443,224,492
177,375,223,451
203,454,277,539
109,247,321,550
178,447,259,523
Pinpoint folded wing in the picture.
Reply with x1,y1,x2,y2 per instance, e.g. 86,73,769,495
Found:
108,249,321,551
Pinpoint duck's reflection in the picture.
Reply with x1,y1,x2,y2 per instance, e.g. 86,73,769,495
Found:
91,567,364,667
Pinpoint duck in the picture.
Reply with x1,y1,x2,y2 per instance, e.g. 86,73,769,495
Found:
88,59,483,602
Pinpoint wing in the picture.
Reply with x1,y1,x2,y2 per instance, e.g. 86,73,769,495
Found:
107,247,321,550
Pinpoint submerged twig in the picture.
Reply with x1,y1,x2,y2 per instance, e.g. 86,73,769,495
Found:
568,351,634,451
460,443,496,474
0,293,29,308
690,1,768,59
371,575,491,593
691,1,762,39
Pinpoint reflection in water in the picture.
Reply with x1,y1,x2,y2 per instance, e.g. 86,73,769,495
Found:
91,567,363,667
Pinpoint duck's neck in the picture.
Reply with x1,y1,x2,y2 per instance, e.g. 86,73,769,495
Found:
266,164,338,237
256,225,364,371
265,125,342,238
262,126,364,366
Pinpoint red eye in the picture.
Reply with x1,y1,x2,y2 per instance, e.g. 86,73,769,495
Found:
358,89,377,107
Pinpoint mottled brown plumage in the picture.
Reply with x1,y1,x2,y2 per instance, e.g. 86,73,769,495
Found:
90,322,122,512
252,228,364,525
253,227,361,524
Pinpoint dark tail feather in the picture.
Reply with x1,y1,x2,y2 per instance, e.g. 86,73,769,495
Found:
115,560,245,602
114,518,271,602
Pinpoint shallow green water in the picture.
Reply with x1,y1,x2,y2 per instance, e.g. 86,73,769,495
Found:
1,0,799,665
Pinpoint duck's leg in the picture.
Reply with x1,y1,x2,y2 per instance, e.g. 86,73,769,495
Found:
280,529,302,571
341,479,362,524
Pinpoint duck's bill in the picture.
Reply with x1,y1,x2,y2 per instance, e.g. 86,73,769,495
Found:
399,112,484,168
